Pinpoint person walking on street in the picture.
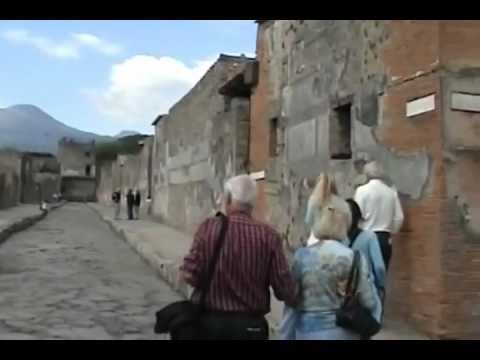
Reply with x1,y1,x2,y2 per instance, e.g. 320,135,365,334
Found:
126,189,134,220
354,161,404,271
180,174,297,340
112,188,121,220
134,189,141,220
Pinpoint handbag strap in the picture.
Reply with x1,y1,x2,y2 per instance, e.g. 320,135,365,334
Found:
344,250,361,302
349,228,362,248
198,211,229,309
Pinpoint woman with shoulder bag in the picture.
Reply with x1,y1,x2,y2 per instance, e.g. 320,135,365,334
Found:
279,174,381,340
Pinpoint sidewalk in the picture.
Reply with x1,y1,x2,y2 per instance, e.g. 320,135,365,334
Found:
0,201,66,244
88,203,193,298
0,205,46,243
89,202,428,340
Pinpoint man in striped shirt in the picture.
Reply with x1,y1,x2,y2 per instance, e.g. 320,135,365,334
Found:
180,174,297,340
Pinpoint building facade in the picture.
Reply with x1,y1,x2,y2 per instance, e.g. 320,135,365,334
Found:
249,20,480,339
0,150,22,209
20,152,60,204
96,136,154,217
150,54,256,234
57,138,96,201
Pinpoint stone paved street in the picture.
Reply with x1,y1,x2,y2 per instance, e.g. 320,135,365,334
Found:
0,203,181,340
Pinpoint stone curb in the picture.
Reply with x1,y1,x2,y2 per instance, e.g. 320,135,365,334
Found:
0,201,66,245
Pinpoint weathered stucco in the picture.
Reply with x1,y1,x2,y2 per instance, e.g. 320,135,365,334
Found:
0,150,22,209
252,20,432,249
57,138,96,178
151,55,254,234
249,20,480,339
20,153,60,204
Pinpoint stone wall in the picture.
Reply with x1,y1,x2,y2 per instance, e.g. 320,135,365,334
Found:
250,20,480,339
61,176,96,202
0,151,22,209
151,55,254,234
20,153,60,204
58,138,96,178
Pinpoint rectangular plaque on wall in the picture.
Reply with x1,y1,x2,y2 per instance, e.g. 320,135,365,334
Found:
249,171,265,181
406,94,435,117
451,92,480,112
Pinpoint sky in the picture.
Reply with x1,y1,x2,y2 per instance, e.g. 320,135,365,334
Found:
0,20,257,136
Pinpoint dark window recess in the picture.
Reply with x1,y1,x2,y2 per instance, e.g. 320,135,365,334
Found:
269,118,279,157
85,165,91,177
330,103,352,159
85,152,90,157
224,96,232,112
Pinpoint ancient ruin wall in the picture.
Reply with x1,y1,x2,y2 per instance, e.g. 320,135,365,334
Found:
21,154,60,204
57,138,96,178
251,20,448,337
0,151,22,209
151,56,253,234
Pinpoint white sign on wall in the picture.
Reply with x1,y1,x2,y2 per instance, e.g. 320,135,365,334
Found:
249,170,265,181
451,92,480,112
406,94,435,117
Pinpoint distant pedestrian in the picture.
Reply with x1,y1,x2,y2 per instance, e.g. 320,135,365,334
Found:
180,174,297,340
112,189,121,220
134,189,141,220
126,189,134,220
354,161,404,271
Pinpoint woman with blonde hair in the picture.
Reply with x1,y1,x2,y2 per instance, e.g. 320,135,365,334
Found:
280,174,380,340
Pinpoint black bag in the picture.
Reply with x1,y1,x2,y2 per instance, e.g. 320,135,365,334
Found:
335,250,381,338
154,212,229,339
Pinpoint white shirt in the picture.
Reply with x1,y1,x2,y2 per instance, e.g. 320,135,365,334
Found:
307,232,319,247
354,179,404,234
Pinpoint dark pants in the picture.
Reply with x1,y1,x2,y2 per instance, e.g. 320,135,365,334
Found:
127,205,134,220
198,312,269,340
375,231,392,271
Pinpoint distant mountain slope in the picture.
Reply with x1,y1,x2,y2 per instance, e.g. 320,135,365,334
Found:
0,104,113,154
114,130,140,138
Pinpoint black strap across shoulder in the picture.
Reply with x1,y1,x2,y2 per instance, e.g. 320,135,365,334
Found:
344,250,361,303
349,229,362,248
199,212,229,309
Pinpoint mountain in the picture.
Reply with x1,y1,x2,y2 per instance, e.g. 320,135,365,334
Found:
114,130,140,138
0,105,113,154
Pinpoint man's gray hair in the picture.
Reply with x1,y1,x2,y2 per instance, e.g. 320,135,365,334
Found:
224,174,257,206
364,161,385,180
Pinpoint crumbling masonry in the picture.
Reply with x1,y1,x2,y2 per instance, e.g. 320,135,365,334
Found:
93,21,480,339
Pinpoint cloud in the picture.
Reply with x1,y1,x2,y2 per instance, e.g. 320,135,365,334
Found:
84,54,218,127
1,29,122,59
71,33,122,56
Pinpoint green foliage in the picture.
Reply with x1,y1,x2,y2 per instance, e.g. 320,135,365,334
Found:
95,134,148,162
0,146,20,154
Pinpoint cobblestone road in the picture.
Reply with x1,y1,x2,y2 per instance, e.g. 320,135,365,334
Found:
0,203,181,340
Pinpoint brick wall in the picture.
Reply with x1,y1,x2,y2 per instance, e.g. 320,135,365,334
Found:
378,73,444,337
249,22,272,222
249,20,480,338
